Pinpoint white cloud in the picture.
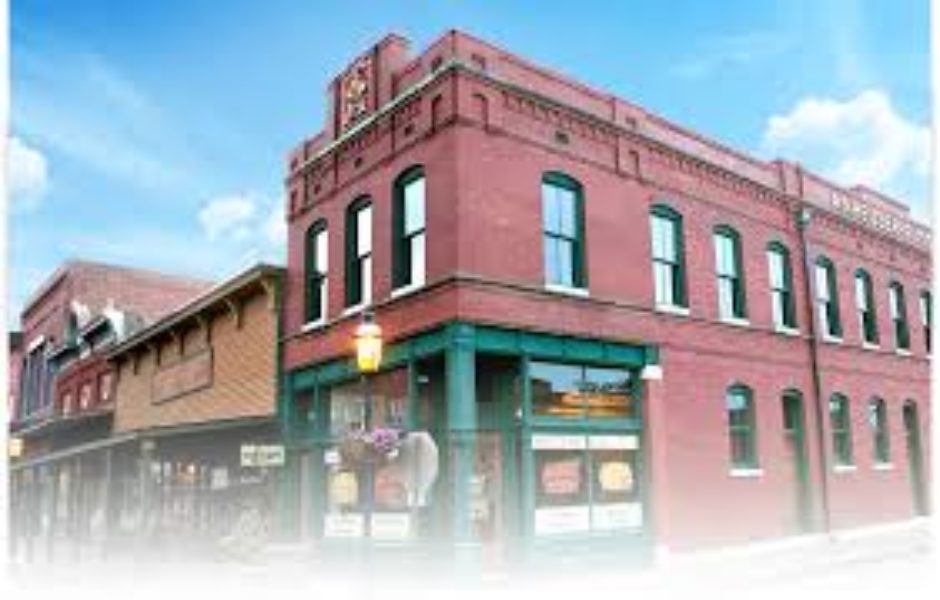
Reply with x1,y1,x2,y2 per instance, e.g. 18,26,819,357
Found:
7,136,50,211
762,89,930,217
197,192,286,265
198,194,257,241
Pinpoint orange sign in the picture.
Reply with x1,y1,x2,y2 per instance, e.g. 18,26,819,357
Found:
541,460,581,495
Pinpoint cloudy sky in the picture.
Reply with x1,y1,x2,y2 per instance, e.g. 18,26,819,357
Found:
6,0,930,326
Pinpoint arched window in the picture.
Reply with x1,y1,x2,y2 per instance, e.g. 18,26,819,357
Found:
650,204,687,308
714,225,746,320
304,219,328,324
767,242,796,329
888,281,910,350
541,172,586,289
829,394,854,466
726,384,758,469
854,269,878,345
392,166,426,291
868,397,890,465
814,256,842,339
919,290,931,354
345,197,373,308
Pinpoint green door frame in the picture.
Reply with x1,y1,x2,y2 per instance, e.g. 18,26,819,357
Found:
282,320,658,556
782,391,812,532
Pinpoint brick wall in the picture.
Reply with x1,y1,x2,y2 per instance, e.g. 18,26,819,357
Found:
283,30,931,550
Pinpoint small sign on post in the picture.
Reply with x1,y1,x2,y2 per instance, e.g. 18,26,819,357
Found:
240,444,286,468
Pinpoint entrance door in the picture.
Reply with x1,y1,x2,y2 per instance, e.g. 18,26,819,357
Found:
782,393,812,532
903,401,927,516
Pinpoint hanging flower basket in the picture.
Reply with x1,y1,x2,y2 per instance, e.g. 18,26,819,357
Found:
339,427,404,466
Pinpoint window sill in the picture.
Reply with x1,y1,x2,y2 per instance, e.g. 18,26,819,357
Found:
895,348,912,357
655,304,690,317
873,462,895,471
774,325,800,337
861,342,880,351
301,319,326,333
822,335,844,345
720,316,750,328
833,464,857,474
729,467,764,478
545,283,589,298
342,303,367,318
390,283,424,300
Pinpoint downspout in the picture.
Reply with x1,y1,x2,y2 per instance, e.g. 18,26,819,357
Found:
795,204,832,535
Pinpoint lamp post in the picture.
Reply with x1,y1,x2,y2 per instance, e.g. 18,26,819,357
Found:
354,309,382,538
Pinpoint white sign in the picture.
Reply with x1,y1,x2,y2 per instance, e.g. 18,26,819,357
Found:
241,444,286,467
324,513,365,538
592,502,643,531
535,505,590,535
371,513,412,540
532,434,586,450
324,449,341,466
210,467,229,490
588,435,639,450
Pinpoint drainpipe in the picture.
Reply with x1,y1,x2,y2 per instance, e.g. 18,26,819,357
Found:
795,204,832,535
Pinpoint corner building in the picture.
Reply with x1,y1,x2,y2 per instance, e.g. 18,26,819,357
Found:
281,31,931,561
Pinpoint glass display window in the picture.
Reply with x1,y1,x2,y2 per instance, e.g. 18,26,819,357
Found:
530,362,636,419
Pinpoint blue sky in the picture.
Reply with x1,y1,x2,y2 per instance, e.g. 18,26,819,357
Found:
6,0,930,327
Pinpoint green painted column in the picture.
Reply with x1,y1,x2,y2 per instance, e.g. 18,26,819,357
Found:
445,323,478,569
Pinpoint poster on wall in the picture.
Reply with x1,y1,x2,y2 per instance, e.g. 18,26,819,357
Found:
371,513,411,540
534,505,590,535
324,513,365,538
591,502,643,531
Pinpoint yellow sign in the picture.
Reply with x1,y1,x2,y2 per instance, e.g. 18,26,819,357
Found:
598,461,634,493
8,437,24,459
330,470,359,506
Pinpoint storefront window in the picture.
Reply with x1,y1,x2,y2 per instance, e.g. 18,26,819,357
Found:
530,362,635,419
533,434,643,536
324,367,412,540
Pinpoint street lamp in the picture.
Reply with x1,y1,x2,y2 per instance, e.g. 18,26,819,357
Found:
354,309,382,537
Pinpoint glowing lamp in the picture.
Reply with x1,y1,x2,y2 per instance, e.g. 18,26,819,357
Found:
355,311,383,373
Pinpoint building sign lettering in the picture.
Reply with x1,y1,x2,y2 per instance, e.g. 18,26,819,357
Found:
828,191,930,247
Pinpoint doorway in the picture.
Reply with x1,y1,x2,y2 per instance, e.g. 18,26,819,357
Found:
782,392,812,532
902,401,927,516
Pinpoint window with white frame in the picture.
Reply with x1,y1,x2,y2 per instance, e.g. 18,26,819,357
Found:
815,258,842,339
393,167,426,291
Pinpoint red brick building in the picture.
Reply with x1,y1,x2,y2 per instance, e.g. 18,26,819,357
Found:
280,31,930,560
8,259,211,561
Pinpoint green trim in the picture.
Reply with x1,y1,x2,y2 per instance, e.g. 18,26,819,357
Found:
868,397,891,464
392,165,426,290
714,225,747,319
767,241,797,329
345,196,372,307
542,171,587,289
726,384,759,469
889,281,911,350
828,393,854,466
815,256,843,338
304,219,328,323
854,269,879,344
650,203,688,308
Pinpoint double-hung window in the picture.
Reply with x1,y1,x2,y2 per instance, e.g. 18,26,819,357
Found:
829,394,854,466
868,398,890,465
714,227,746,321
345,198,373,308
888,282,910,351
542,173,586,290
392,167,426,291
304,220,328,324
815,258,842,339
650,205,686,309
854,270,878,345
727,385,758,470
767,243,796,330
920,290,932,354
